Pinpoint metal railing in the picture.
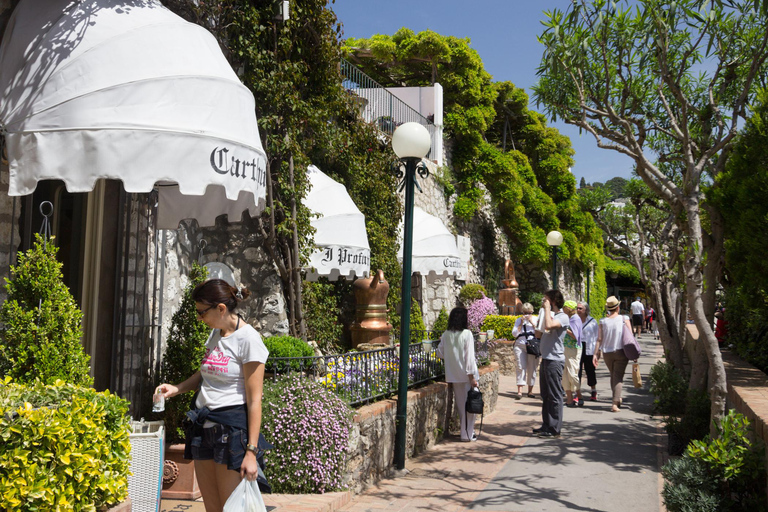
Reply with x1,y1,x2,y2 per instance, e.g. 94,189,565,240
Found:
266,335,491,407
340,59,436,146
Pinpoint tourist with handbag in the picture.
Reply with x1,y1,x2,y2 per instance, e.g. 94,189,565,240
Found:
593,296,632,412
511,302,540,399
436,306,480,442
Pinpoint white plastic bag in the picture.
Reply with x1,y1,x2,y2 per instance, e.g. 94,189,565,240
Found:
222,478,267,512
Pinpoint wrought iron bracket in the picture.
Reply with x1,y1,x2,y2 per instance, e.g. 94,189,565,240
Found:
393,159,430,193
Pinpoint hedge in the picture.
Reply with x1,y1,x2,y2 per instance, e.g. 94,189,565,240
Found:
481,315,522,340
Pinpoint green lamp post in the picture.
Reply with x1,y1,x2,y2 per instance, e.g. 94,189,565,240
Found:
546,230,563,290
391,122,432,471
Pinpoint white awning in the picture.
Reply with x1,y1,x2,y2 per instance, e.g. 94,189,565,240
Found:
0,0,267,227
398,207,461,279
304,165,370,280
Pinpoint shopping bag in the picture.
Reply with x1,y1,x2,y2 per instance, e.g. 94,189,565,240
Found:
632,363,643,389
223,478,267,512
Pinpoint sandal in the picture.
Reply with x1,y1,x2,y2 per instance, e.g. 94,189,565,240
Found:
527,393,536,398
515,393,522,400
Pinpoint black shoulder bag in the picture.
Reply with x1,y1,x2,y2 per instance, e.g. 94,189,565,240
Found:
465,386,484,437
521,324,541,357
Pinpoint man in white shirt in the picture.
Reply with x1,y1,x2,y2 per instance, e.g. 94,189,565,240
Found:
630,297,645,336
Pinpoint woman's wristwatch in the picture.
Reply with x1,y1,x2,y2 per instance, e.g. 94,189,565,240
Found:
246,443,258,455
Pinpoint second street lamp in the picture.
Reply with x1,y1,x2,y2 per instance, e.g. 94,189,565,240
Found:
546,230,563,290
391,122,431,471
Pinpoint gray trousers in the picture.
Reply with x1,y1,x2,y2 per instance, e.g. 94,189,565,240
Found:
540,359,564,435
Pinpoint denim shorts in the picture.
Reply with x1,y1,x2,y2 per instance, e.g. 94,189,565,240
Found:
188,423,247,471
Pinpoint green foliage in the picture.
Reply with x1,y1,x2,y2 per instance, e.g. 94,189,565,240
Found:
158,263,209,444
459,283,487,306
410,299,427,342
261,374,352,493
0,379,131,511
711,89,768,373
518,290,544,308
432,307,448,339
345,30,604,276
663,410,767,512
0,234,91,386
264,335,315,372
649,360,687,416
604,257,642,285
302,280,345,353
665,389,712,449
603,177,628,200
589,255,608,320
480,315,521,341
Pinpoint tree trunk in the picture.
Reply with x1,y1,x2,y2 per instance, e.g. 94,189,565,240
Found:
684,202,727,437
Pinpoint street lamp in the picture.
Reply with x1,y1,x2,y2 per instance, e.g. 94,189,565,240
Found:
546,230,563,289
391,122,431,471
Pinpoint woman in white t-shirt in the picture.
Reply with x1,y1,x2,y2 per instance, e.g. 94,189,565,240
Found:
436,306,480,442
592,295,631,413
157,279,269,511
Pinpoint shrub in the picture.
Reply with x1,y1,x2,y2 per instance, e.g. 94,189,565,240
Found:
481,315,521,340
410,298,427,342
261,374,353,493
0,234,91,385
303,280,345,354
432,306,449,340
663,410,766,512
467,295,496,332
649,360,687,416
0,379,132,511
459,283,487,306
264,335,315,372
518,291,544,309
664,389,711,454
158,263,209,444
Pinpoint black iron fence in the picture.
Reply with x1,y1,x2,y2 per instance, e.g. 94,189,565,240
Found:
266,335,491,407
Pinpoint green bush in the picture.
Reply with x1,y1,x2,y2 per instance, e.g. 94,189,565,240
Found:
459,284,487,306
302,280,345,354
264,335,315,372
0,379,131,511
158,263,209,444
261,374,352,493
0,234,91,386
663,410,766,512
432,307,449,340
518,291,544,309
410,298,427,342
649,360,687,416
481,315,522,340
665,389,711,452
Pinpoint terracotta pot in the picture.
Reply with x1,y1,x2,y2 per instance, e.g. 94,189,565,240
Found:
161,443,201,500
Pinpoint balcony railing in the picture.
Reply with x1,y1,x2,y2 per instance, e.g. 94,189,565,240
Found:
341,59,436,152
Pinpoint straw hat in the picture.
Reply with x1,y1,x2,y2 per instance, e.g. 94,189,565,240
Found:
606,296,620,310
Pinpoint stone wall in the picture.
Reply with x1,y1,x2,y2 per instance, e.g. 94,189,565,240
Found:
345,363,499,493
490,340,518,376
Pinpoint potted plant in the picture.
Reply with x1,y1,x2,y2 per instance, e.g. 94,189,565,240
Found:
157,263,209,499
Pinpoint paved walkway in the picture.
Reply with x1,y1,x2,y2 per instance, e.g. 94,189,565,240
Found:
161,333,666,512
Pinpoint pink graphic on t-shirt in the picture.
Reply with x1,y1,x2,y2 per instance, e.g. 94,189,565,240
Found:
202,348,231,373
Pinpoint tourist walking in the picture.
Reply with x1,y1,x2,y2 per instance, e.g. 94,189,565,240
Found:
511,303,540,399
645,305,654,334
532,289,569,438
436,306,480,442
156,279,269,512
630,297,645,336
562,300,582,407
576,301,598,403
593,296,631,413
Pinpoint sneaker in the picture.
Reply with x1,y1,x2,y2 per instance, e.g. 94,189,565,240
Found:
463,434,478,442
590,391,597,401
536,431,560,438
566,401,577,408
578,399,585,407
532,426,545,434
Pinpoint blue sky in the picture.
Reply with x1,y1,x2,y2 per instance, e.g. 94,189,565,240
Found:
330,0,635,185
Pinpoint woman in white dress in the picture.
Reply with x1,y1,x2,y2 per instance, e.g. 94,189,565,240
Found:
436,306,480,442
510,302,540,399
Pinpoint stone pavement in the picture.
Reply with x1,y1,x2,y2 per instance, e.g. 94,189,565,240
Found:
161,333,666,512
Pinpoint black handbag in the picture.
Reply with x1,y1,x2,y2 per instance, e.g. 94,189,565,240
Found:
465,386,484,437
520,324,541,357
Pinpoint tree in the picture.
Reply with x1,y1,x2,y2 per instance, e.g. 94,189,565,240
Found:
0,234,92,386
534,0,768,432
604,177,628,199
579,177,587,188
